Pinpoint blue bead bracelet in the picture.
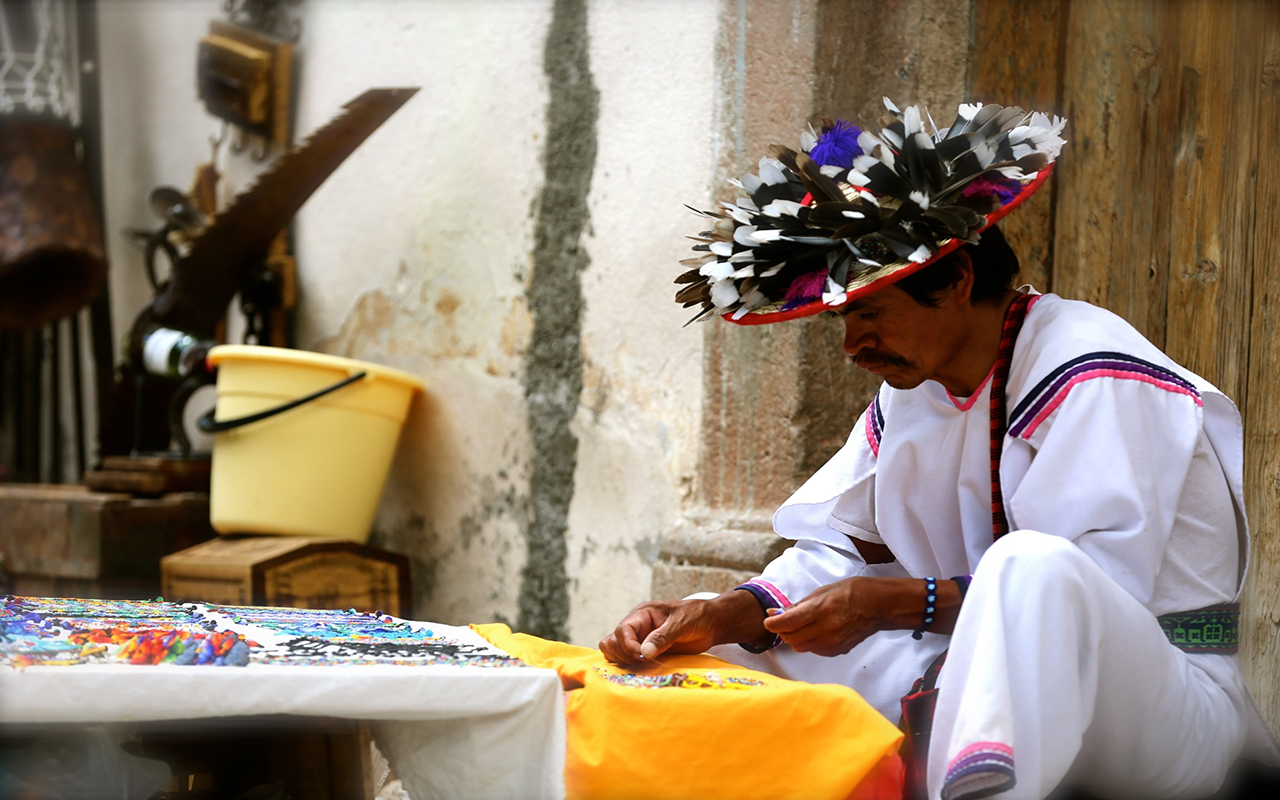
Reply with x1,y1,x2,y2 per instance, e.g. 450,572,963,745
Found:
913,577,938,640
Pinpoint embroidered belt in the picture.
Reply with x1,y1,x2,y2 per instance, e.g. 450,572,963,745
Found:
1156,603,1239,654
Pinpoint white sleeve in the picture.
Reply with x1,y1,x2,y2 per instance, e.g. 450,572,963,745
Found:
752,539,869,606
773,397,882,549
1006,376,1201,607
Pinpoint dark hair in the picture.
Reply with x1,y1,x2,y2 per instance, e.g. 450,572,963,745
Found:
893,225,1020,307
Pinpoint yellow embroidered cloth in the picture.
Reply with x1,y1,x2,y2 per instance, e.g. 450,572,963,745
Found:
473,624,903,800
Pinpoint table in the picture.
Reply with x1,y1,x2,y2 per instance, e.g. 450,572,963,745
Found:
0,597,566,799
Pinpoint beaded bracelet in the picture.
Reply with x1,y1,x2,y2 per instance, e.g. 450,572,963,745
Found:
913,577,938,640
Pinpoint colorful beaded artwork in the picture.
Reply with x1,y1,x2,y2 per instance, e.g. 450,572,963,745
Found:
1,596,522,670
198,604,522,667
0,596,246,668
592,666,767,690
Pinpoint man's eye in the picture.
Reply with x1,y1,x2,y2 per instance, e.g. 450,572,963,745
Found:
859,311,879,321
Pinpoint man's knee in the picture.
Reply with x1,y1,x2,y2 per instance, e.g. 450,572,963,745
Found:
973,529,1097,599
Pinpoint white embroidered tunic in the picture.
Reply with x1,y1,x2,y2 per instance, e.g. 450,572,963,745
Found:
722,291,1270,799
759,292,1246,618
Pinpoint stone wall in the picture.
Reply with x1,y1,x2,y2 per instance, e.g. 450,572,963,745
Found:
653,0,974,595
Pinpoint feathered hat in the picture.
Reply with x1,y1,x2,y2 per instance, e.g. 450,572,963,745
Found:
676,98,1067,325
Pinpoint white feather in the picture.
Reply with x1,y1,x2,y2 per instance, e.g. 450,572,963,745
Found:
749,228,787,243
822,276,848,306
762,199,805,218
700,262,734,280
710,278,740,308
883,96,900,113
908,190,930,210
974,141,996,168
907,245,932,263
876,143,897,171
758,157,788,186
784,235,842,245
740,287,768,310
710,241,734,257
903,105,922,135
852,155,879,173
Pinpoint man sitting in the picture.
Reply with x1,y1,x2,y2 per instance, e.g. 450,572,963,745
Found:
601,101,1276,800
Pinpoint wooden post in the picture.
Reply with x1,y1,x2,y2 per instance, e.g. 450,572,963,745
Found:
969,0,1066,293
1162,0,1259,406
1242,1,1280,735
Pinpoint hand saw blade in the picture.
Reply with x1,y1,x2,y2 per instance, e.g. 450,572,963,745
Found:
151,87,419,333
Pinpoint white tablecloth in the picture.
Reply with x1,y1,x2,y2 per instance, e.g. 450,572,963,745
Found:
1,604,566,800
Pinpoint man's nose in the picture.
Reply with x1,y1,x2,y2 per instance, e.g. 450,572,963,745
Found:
843,320,874,356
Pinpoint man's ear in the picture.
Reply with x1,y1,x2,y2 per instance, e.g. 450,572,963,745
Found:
946,249,975,306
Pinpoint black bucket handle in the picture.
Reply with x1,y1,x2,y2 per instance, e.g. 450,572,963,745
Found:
197,371,368,434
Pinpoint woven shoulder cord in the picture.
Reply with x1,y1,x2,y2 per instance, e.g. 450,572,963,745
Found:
989,293,1034,541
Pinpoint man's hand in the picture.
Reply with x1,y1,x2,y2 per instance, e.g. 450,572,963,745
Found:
763,576,960,657
599,591,770,665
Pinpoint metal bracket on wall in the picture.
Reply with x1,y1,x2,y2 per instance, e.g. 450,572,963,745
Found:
197,20,293,162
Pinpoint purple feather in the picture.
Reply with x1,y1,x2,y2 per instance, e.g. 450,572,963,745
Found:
809,120,864,169
961,176,1022,205
780,270,828,310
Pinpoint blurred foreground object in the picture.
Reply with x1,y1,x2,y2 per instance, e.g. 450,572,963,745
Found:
0,0,106,330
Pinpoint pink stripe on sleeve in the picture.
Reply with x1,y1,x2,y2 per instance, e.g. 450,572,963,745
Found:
864,404,880,457
743,579,792,609
1017,369,1203,440
949,741,1014,765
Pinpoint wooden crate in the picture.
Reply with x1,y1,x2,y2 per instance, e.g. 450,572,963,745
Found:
161,536,411,617
0,484,215,598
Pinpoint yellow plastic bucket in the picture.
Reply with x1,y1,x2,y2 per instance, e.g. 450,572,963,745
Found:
202,345,424,542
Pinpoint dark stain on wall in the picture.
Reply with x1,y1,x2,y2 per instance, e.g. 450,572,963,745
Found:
517,0,598,640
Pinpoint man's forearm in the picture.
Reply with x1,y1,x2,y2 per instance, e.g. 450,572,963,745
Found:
840,576,965,636
761,575,966,656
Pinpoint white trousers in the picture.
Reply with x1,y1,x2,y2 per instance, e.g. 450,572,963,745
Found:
710,531,1250,800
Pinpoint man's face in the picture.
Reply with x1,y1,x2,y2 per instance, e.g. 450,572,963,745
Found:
839,284,969,391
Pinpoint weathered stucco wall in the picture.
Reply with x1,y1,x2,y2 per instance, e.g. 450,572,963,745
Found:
95,0,712,643
566,0,714,643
